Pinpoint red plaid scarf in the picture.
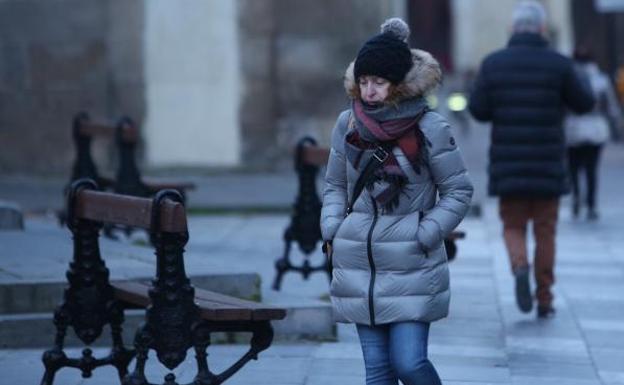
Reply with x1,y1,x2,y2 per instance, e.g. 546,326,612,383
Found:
345,100,427,212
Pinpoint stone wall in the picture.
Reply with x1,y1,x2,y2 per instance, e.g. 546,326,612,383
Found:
0,0,407,173
237,0,406,169
0,0,144,175
143,1,240,168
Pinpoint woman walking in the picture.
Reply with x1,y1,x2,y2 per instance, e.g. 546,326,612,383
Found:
565,47,622,220
321,18,473,385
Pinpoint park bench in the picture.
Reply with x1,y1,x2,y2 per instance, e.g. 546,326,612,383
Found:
69,112,196,200
65,112,196,237
42,179,286,385
272,137,465,290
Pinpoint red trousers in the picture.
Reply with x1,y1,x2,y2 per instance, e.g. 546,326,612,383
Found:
499,198,559,307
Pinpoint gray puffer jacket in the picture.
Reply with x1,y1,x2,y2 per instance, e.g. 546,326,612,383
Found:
321,49,473,326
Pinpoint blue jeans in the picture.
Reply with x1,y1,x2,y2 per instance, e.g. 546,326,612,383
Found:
356,322,442,385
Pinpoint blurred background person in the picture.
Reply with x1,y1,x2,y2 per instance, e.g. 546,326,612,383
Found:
468,0,594,318
564,46,623,220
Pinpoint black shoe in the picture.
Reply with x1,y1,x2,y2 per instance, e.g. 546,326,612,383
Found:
587,209,599,221
537,305,556,319
514,266,533,313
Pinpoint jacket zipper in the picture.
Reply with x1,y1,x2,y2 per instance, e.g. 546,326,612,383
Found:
367,197,379,326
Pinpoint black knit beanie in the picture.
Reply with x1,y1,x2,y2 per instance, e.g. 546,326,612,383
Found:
354,18,413,84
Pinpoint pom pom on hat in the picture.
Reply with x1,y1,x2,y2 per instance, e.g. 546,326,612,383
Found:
381,17,410,42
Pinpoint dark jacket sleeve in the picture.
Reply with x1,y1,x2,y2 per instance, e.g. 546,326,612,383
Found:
562,61,595,114
468,66,492,122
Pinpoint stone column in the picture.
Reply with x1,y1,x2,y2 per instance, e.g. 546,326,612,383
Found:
143,0,241,167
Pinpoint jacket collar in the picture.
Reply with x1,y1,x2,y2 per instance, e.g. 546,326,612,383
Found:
507,32,548,48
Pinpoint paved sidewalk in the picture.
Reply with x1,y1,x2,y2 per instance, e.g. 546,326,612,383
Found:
1,198,623,384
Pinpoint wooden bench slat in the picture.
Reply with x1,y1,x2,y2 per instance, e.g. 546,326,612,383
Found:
112,281,286,322
76,190,187,232
112,281,243,321
118,123,140,143
79,123,115,137
194,297,254,321
192,289,287,321
301,147,330,167
112,281,152,307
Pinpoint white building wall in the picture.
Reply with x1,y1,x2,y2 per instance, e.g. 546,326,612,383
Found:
452,0,574,72
381,0,408,19
546,0,573,55
144,0,240,167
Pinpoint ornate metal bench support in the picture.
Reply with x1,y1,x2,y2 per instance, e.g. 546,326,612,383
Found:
123,190,208,385
102,117,150,240
41,180,135,385
114,117,150,199
59,113,100,227
273,137,330,290
202,320,274,385
124,320,274,385
71,112,101,184
123,191,276,385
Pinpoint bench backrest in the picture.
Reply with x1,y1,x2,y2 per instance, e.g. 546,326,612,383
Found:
289,137,326,254
72,112,139,144
70,112,111,183
71,185,186,233
65,179,194,361
70,112,150,196
300,145,329,167
112,117,150,197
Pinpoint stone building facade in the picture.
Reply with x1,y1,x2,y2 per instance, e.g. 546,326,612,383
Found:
0,0,590,175
0,0,403,174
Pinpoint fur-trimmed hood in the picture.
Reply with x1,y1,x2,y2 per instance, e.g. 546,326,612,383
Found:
344,49,442,103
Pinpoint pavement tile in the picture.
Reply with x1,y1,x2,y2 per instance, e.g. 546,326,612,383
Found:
581,319,624,332
570,300,624,321
599,371,624,385
583,329,624,349
508,361,600,379
438,363,511,383
304,374,364,385
590,348,624,373
445,383,508,385
511,376,601,385
308,358,364,377
505,336,589,356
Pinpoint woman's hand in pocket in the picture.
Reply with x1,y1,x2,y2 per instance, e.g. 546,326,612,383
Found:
322,240,333,257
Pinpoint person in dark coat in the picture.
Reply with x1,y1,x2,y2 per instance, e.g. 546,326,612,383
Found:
468,0,594,318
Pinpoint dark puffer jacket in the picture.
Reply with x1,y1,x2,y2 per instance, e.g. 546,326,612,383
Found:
469,33,595,197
